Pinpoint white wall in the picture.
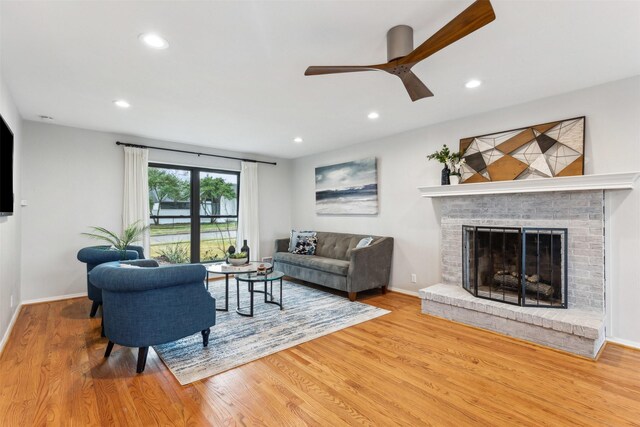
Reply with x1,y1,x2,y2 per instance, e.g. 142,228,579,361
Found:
291,76,640,344
0,73,23,349
20,122,291,301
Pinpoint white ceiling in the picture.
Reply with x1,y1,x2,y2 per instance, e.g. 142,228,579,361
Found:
1,1,639,159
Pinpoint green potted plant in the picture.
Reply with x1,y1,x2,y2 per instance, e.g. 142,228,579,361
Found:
227,251,249,266
448,151,466,185
427,144,464,185
82,221,148,257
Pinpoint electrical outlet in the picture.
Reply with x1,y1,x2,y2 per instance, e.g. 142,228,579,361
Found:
411,274,417,283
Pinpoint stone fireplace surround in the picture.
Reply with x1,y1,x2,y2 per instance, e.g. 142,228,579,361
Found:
417,173,640,359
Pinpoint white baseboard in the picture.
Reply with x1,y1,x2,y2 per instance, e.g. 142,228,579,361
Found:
606,336,640,350
388,287,420,298
0,305,22,356
21,292,87,306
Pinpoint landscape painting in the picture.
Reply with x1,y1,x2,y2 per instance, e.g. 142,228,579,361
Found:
315,157,378,215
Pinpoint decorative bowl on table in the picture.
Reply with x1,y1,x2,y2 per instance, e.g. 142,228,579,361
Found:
227,252,248,266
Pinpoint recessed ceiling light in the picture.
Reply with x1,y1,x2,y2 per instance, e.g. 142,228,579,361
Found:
293,137,303,143
465,79,482,89
139,33,169,50
38,115,54,121
367,112,380,120
113,99,131,109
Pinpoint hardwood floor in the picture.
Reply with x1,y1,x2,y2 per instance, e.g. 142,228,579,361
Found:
1,291,639,426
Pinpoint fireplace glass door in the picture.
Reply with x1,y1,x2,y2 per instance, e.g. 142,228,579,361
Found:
462,226,568,308
521,228,568,307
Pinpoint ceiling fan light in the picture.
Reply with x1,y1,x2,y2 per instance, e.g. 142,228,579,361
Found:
465,79,482,89
113,99,131,108
139,33,169,49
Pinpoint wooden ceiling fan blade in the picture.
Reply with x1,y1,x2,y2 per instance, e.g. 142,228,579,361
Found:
399,71,434,102
305,65,383,76
400,0,495,65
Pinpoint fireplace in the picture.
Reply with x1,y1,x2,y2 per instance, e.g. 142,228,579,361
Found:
419,187,612,358
462,226,568,308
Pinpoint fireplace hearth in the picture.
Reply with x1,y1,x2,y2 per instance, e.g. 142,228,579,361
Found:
462,226,568,308
419,187,612,358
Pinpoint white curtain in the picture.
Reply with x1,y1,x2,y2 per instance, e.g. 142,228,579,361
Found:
122,146,150,256
237,161,260,261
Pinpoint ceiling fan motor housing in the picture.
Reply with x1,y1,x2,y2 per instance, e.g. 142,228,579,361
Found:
386,25,414,62
305,1,496,101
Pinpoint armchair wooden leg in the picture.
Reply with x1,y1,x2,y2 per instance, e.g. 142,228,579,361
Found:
104,341,114,358
89,301,101,317
136,347,149,373
381,285,388,295
348,292,357,302
202,328,211,347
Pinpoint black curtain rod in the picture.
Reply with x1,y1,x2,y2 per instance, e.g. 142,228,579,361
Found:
115,141,277,166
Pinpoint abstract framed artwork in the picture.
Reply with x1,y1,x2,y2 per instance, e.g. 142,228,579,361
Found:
315,157,378,215
459,117,585,183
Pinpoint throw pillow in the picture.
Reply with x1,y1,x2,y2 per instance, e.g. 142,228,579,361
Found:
289,229,316,252
119,263,141,269
292,235,317,255
356,236,373,249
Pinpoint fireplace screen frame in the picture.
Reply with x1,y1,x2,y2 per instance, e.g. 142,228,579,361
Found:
462,226,569,309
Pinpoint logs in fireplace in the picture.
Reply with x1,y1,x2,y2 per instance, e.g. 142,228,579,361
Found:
462,226,568,308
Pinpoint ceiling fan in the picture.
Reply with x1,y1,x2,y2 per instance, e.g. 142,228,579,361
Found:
304,0,496,102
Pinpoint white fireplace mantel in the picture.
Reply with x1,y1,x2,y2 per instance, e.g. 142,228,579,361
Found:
418,171,640,198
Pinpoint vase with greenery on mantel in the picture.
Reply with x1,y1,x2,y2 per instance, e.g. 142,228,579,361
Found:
427,144,465,185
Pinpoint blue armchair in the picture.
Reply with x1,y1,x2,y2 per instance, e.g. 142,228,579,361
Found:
90,260,216,373
77,245,144,317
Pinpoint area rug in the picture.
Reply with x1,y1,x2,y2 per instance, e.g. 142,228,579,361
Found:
153,280,390,385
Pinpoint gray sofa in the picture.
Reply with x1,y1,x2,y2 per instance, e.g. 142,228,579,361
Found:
273,232,393,301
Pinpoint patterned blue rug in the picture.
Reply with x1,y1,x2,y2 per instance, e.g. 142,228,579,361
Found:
154,280,390,385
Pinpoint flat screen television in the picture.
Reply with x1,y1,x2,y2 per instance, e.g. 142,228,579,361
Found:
0,114,14,216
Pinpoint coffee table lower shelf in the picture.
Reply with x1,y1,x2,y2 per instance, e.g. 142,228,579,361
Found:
235,271,285,317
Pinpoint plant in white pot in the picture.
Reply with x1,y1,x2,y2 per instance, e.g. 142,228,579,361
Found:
227,251,248,266
427,145,464,185
449,153,465,185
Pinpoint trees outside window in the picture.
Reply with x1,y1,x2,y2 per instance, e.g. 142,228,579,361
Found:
200,176,236,221
148,168,189,224
148,164,239,264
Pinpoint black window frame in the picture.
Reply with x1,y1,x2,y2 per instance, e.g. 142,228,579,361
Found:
149,162,240,264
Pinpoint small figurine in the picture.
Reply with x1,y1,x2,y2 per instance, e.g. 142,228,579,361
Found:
256,264,267,276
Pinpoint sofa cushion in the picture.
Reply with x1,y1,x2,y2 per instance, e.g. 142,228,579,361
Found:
356,236,373,248
274,252,350,276
288,230,316,252
315,232,379,261
292,235,317,255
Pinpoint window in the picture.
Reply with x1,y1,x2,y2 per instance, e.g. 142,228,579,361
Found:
148,164,239,264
